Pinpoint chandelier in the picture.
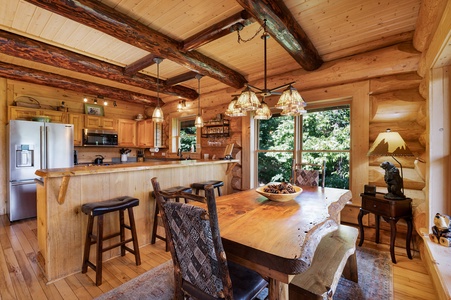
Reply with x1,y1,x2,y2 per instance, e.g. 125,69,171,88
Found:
227,19,307,119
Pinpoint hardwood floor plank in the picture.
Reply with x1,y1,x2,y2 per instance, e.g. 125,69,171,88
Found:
13,249,47,300
53,277,79,300
3,248,32,300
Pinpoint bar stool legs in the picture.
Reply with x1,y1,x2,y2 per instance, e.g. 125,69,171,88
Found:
82,196,141,286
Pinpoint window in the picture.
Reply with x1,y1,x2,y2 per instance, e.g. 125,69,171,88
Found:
256,105,350,188
301,106,350,189
257,114,295,185
179,118,197,152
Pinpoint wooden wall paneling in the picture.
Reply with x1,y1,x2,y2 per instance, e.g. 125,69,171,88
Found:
369,72,422,95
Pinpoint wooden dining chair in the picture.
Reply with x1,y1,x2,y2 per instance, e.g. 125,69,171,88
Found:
292,160,326,187
151,177,268,300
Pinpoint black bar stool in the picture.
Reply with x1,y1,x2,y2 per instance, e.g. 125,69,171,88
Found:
151,186,192,251
81,196,141,286
191,180,224,196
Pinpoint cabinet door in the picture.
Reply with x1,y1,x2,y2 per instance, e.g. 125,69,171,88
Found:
44,110,66,123
117,119,137,147
137,119,154,147
68,113,84,146
84,115,115,129
9,107,39,120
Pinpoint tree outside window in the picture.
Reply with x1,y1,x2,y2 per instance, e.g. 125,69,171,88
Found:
180,119,197,152
257,106,350,189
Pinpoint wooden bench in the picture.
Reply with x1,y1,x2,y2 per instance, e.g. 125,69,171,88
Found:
289,225,359,299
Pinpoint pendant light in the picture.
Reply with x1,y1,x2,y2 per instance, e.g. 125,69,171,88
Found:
152,57,164,123
194,74,204,127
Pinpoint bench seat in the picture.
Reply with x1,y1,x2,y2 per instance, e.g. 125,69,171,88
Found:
289,224,359,300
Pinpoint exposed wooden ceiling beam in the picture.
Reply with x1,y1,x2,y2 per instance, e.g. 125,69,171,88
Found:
0,61,161,106
0,30,198,100
166,71,198,86
182,10,254,51
24,0,247,89
236,0,323,71
123,53,157,76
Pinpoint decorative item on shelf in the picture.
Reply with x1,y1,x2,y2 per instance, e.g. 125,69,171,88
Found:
152,57,164,123
367,129,414,199
13,96,41,108
84,103,104,116
177,100,187,112
230,19,307,119
134,114,144,121
194,74,204,127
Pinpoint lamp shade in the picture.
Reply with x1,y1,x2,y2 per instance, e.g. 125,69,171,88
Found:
367,130,413,156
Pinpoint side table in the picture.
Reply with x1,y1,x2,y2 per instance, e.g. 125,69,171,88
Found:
357,192,413,263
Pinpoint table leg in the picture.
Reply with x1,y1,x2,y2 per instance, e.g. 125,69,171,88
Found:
406,216,413,259
375,214,380,244
358,209,366,246
268,279,288,300
389,219,397,264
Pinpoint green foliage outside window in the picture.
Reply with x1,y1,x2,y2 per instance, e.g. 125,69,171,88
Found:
180,120,196,152
257,107,350,189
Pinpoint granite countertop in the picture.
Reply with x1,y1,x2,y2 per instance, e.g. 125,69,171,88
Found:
35,159,239,178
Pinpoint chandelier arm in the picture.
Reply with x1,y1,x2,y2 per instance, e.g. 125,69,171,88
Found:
269,81,296,92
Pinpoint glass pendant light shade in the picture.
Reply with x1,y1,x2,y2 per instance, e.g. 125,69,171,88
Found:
225,97,247,117
276,85,305,109
153,57,164,123
254,100,272,120
236,85,261,111
194,114,204,127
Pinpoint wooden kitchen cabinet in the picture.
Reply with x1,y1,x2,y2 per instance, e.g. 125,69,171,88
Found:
137,119,154,147
68,113,84,146
9,106,66,123
84,115,115,129
117,119,137,147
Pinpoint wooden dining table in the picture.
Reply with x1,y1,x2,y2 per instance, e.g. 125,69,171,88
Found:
193,186,352,300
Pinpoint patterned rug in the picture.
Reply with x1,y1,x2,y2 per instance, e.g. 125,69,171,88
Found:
96,246,393,300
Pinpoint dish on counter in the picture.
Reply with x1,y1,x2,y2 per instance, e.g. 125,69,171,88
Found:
256,182,303,202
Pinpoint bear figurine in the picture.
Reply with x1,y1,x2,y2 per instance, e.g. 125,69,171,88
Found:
429,213,451,247
380,161,405,199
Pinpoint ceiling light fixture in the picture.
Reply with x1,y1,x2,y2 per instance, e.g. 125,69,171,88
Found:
225,95,247,117
194,74,204,128
177,99,186,112
233,19,307,119
152,57,164,123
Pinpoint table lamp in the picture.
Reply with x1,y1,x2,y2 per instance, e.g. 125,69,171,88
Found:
367,129,414,199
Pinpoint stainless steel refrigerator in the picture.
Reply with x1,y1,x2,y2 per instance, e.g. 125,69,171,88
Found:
7,120,74,222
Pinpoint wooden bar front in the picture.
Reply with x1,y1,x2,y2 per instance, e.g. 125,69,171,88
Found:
35,159,237,282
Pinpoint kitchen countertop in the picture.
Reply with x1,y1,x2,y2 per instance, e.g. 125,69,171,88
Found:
36,158,239,178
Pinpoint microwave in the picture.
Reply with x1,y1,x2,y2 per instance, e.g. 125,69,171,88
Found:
82,129,118,146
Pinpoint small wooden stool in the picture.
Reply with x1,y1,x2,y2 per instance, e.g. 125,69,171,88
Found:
191,180,224,196
151,186,192,251
81,196,141,286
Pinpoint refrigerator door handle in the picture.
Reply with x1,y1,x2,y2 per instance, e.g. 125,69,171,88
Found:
40,126,46,169
10,179,36,186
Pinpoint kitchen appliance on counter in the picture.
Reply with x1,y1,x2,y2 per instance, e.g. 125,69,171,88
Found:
82,129,118,146
7,120,74,222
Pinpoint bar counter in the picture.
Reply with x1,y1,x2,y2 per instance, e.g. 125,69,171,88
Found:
35,159,238,282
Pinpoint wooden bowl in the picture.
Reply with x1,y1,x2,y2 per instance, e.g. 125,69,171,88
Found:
256,183,303,202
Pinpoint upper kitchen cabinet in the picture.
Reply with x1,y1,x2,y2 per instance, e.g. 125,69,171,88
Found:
9,106,66,123
84,115,115,130
136,119,154,147
117,119,136,147
68,113,84,146
137,119,164,148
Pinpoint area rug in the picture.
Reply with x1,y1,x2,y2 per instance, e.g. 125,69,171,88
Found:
96,246,393,300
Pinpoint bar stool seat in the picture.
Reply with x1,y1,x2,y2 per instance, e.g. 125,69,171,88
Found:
191,180,224,196
151,186,192,251
82,196,141,286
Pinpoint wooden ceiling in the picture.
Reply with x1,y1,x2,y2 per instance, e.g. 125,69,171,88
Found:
0,0,423,106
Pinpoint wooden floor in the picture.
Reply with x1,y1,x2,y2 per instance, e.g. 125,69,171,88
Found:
0,215,439,299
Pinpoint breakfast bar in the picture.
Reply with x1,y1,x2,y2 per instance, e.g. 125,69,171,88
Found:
35,159,237,282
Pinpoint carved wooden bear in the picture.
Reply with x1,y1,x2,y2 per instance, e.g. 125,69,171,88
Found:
429,213,451,247
380,161,405,199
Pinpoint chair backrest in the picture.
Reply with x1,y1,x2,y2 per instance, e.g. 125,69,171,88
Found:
292,161,326,187
151,177,233,300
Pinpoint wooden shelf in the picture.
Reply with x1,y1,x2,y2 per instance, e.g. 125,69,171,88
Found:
201,119,230,138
